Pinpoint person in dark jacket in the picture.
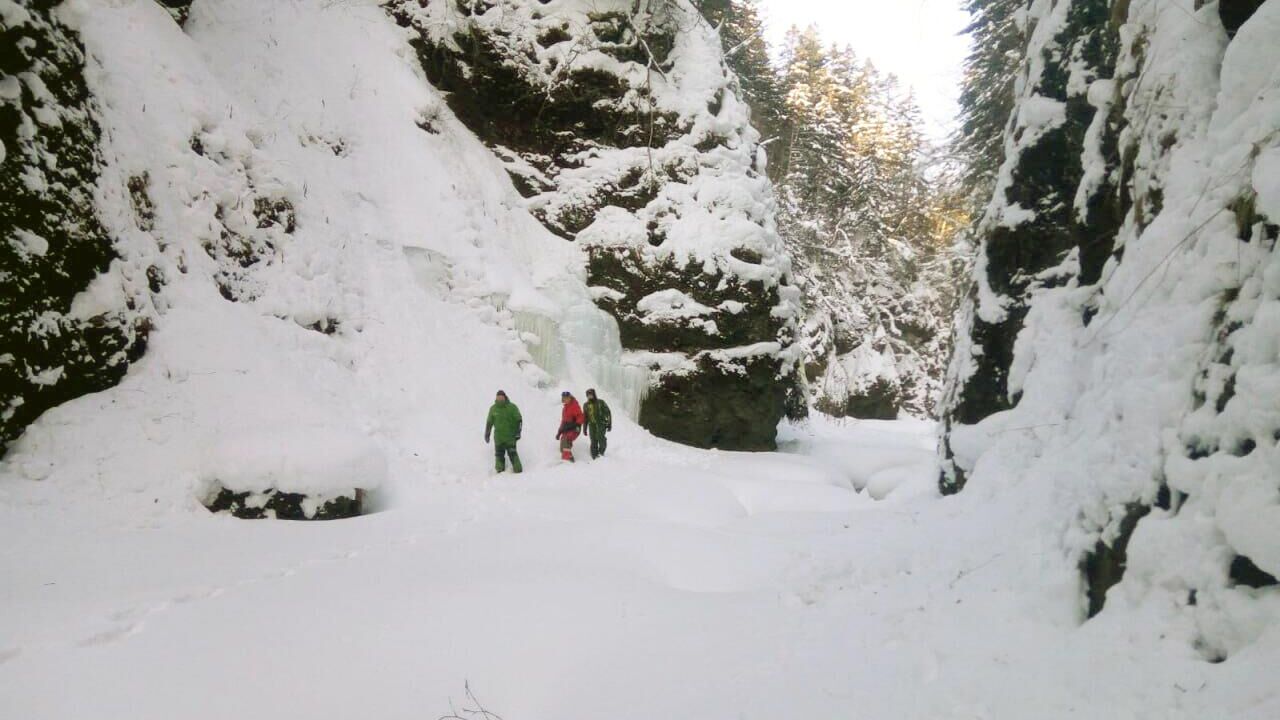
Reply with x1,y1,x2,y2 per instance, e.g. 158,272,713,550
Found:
484,390,523,473
555,390,585,462
583,388,612,459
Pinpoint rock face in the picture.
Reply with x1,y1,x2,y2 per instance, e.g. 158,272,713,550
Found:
941,0,1280,657
942,0,1122,477
388,0,801,449
0,0,146,455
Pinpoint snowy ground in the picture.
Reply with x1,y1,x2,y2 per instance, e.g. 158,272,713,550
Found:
2,416,1271,719
1,0,1275,717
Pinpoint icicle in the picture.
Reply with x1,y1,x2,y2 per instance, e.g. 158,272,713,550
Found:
510,285,650,419
513,310,567,380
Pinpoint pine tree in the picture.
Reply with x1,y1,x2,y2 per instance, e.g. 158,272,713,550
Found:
952,0,1024,203
770,25,962,416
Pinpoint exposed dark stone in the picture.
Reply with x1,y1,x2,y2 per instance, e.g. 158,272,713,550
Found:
397,20,676,158
638,353,788,451
783,376,809,421
504,168,548,199
154,0,192,26
1152,482,1190,512
587,247,783,353
146,265,166,294
1082,501,1151,618
537,25,572,47
204,486,366,520
307,317,341,335
1218,0,1266,38
1214,373,1236,413
816,377,899,420
1185,439,1217,460
1229,554,1279,589
253,196,297,234
128,173,156,232
938,425,968,496
949,310,1024,426
1082,303,1100,326
1230,436,1255,456
1077,74,1128,285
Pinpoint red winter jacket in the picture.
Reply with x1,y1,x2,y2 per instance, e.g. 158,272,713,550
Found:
558,398,585,437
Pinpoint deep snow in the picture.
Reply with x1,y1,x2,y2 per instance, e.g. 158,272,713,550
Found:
0,0,1276,717
2,418,1274,719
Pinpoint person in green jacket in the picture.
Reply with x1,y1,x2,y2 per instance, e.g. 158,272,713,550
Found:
484,390,523,473
583,388,612,460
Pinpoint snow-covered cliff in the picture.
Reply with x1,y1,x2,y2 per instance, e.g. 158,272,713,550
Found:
1,0,674,511
0,0,801,500
0,0,801,472
389,0,803,449
942,0,1280,658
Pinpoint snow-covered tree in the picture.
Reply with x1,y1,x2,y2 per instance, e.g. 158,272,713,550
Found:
952,0,1024,204
770,26,964,418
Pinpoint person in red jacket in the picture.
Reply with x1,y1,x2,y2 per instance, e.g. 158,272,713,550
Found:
556,390,585,462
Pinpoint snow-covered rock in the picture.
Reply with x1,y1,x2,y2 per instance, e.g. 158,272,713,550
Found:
0,0,147,451
942,0,1280,660
388,0,802,449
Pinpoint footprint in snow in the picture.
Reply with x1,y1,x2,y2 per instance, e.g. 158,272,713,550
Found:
77,621,144,648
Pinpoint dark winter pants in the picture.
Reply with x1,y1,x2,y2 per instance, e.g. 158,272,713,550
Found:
495,442,522,473
588,428,607,459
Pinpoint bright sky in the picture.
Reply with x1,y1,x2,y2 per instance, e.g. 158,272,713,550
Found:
757,0,971,142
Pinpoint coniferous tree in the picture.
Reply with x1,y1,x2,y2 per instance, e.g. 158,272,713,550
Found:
771,26,963,416
952,0,1024,203
698,14,967,417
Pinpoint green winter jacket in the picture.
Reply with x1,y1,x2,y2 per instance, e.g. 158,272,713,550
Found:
584,398,612,435
485,400,523,445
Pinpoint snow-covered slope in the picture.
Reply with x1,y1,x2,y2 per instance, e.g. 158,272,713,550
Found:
942,0,1280,661
2,0,638,508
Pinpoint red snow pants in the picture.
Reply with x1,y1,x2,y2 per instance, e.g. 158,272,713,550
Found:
559,430,580,461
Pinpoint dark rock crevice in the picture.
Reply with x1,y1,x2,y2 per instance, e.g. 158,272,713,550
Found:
1217,0,1266,37
1229,555,1279,589
1081,502,1150,618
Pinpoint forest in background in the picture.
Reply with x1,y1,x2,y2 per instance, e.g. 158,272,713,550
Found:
697,0,972,418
